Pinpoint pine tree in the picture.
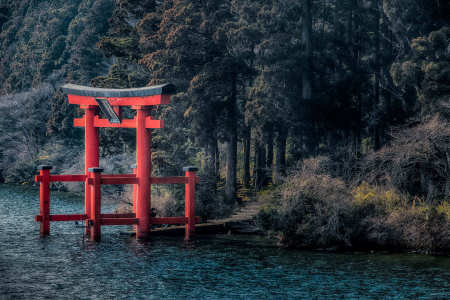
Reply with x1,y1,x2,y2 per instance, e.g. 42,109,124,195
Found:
138,0,244,203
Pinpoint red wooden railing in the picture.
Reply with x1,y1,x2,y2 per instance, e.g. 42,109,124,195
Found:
35,165,199,241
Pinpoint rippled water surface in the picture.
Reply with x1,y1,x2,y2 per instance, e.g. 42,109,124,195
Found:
1,185,449,299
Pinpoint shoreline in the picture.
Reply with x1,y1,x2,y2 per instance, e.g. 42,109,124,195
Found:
2,183,449,257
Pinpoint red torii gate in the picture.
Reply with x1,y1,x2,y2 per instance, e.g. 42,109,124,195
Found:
35,83,199,241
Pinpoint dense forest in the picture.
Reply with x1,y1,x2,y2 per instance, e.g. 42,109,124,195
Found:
0,0,449,252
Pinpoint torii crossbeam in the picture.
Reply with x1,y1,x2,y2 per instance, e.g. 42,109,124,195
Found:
34,83,199,241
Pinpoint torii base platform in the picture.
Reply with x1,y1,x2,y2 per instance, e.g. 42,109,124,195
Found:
34,84,200,241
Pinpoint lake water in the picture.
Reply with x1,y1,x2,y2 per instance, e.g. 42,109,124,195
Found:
1,185,449,299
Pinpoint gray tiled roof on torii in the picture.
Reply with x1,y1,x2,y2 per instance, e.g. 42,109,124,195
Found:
61,83,176,98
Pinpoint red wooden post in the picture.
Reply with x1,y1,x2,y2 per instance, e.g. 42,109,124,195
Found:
39,165,52,235
89,167,103,241
131,164,137,214
131,164,137,232
184,166,198,240
84,106,99,235
136,108,151,239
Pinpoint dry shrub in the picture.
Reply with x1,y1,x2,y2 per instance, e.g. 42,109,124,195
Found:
327,146,361,181
274,157,354,249
436,201,450,220
350,182,450,252
359,207,429,250
195,175,232,220
115,189,182,216
151,191,182,217
352,182,408,216
261,157,450,253
360,204,450,253
294,155,330,175
113,187,134,213
388,207,433,250
362,115,450,202
428,205,450,252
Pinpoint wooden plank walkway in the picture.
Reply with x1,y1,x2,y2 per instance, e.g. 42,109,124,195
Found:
152,200,264,236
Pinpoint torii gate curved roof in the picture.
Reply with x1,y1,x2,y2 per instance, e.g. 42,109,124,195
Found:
61,83,176,98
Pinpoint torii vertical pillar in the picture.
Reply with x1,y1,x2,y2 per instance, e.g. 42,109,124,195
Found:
83,105,99,234
89,167,103,242
184,166,198,240
38,165,52,236
136,107,151,239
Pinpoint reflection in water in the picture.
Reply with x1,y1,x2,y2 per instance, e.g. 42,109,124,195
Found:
183,237,197,250
0,185,449,299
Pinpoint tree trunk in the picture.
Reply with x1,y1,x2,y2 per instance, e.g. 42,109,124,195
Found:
355,94,362,158
266,127,274,183
302,0,312,102
225,74,237,204
445,151,450,197
243,126,251,188
214,139,219,178
208,138,216,174
252,133,257,184
254,140,266,191
301,0,313,158
374,0,382,151
349,0,361,157
225,133,237,204
254,142,259,190
274,128,287,184
380,8,393,146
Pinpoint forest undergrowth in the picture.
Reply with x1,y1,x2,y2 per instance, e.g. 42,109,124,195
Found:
257,115,450,253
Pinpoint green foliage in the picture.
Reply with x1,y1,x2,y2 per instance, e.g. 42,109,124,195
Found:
390,26,450,118
97,36,138,58
0,0,114,94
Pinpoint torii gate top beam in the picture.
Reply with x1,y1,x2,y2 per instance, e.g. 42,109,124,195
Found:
61,83,176,106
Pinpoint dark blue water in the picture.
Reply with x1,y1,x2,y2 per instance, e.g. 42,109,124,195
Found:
1,185,449,299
